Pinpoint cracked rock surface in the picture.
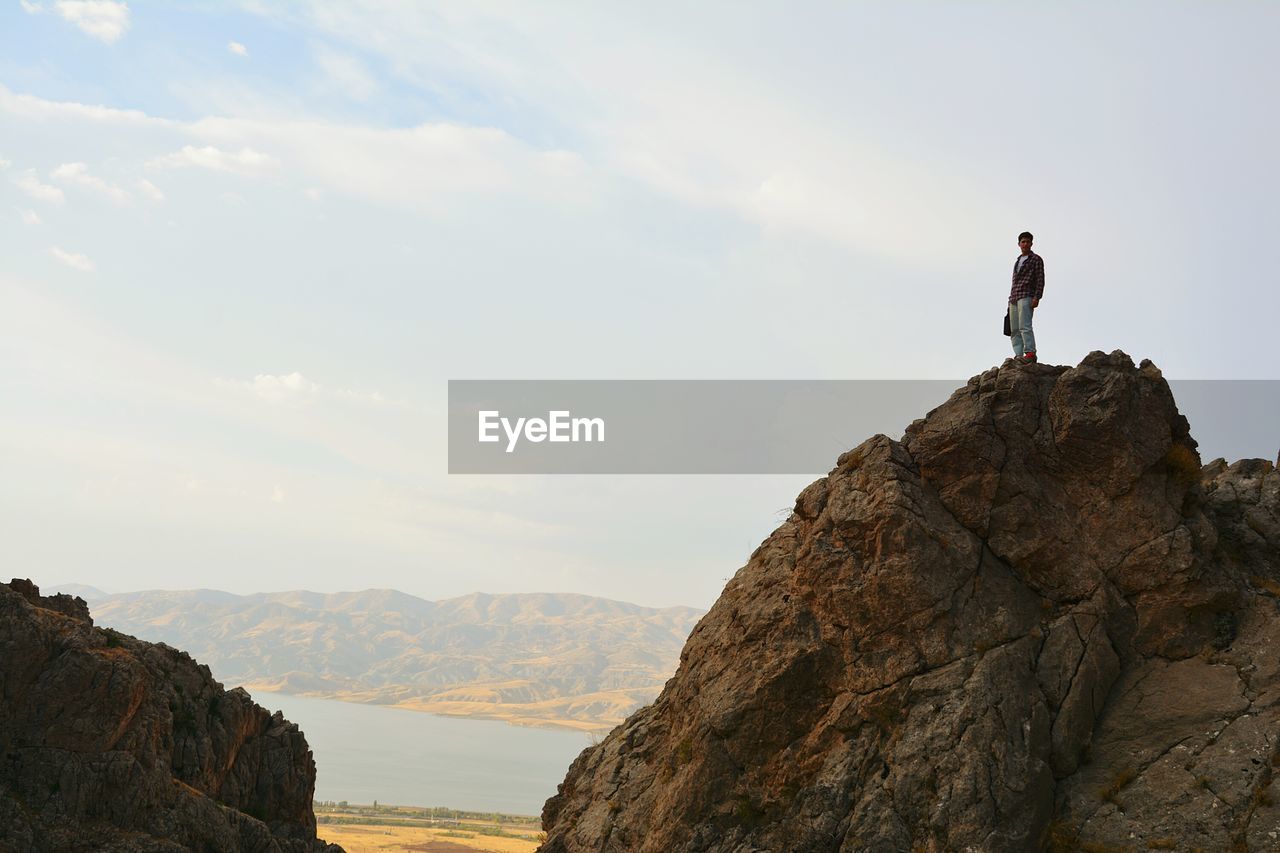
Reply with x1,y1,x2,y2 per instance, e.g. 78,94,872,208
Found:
540,351,1280,852
0,579,343,853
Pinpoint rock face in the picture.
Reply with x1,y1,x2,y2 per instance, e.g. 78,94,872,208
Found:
541,351,1280,852
0,579,341,852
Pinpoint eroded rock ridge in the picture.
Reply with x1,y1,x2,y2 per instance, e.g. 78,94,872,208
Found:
0,579,341,852
541,351,1280,852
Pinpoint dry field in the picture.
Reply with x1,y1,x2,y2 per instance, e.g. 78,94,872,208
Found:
317,823,540,853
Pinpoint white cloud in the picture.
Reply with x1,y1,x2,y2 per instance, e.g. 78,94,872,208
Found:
136,178,165,201
151,144,278,175
304,187,322,201
228,41,248,57
0,155,10,169
19,0,42,14
49,246,95,272
50,161,131,202
215,372,387,405
337,388,385,404
314,44,377,101
4,18,980,273
54,1,131,44
2,88,583,213
265,4,1013,268
14,170,65,204
0,84,168,126
271,484,285,504
218,372,322,401
18,208,42,225
181,115,588,208
254,372,320,398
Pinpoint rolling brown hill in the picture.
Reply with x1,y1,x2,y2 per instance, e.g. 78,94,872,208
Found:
87,590,704,732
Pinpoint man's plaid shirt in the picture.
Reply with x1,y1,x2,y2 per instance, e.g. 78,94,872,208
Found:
1009,252,1045,303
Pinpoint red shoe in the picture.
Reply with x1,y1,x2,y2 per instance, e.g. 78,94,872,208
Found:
1022,351,1038,363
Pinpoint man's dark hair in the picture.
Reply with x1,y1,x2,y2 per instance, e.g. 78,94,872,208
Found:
1018,231,1034,242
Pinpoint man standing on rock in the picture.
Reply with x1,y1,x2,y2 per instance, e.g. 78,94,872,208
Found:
1008,231,1044,363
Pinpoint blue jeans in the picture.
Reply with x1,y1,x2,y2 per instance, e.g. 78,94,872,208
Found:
1009,298,1036,356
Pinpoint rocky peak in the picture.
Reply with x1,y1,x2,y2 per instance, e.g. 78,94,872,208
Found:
6,576,93,623
0,579,342,852
541,351,1280,851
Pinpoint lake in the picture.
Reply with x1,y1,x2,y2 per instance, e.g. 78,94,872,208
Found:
261,692,592,816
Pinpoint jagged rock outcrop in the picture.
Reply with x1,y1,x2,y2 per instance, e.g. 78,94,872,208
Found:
0,579,342,853
541,351,1280,851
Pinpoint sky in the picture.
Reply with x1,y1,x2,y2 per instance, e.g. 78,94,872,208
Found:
2,1,1277,610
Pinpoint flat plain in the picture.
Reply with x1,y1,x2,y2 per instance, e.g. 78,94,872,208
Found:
315,805,541,853
317,824,539,853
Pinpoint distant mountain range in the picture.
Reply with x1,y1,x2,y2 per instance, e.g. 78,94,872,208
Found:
73,587,704,731
49,583,111,600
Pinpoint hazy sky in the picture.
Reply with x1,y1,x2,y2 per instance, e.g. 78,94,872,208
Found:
3,2,1276,609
